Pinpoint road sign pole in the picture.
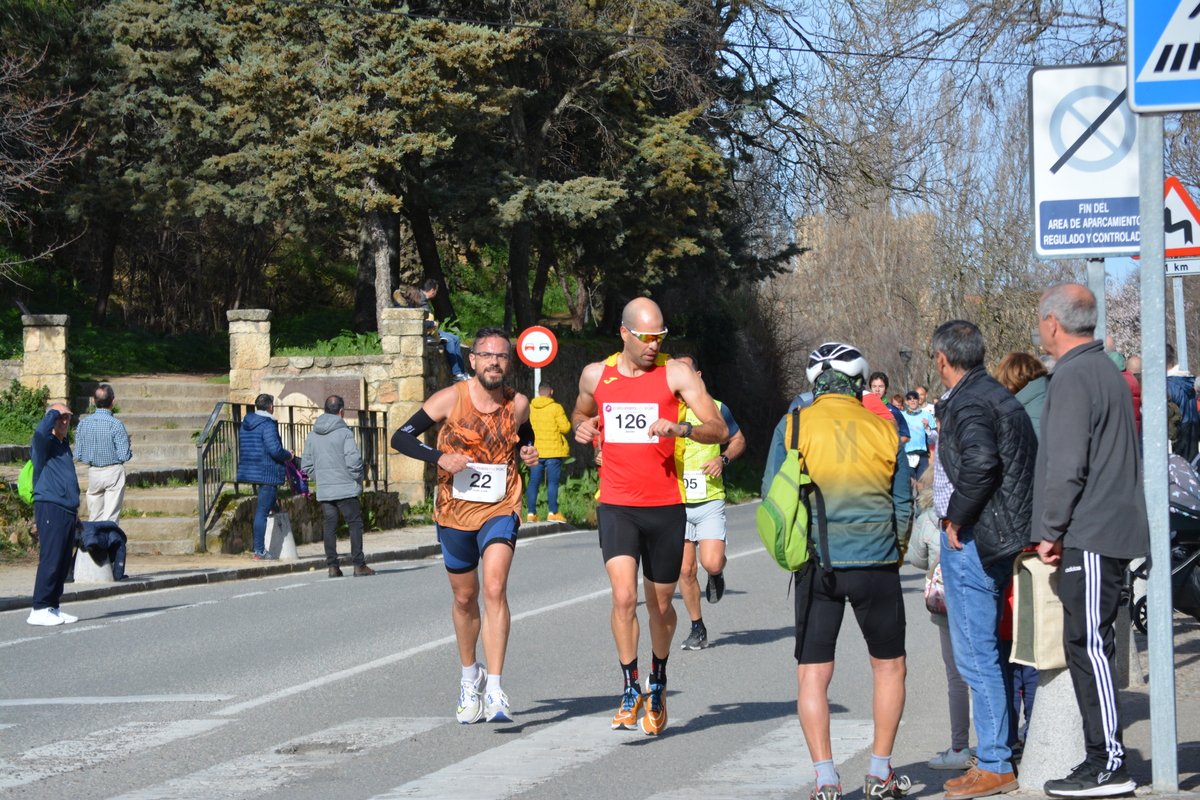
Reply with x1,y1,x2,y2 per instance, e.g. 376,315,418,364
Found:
1138,110,1178,793
534,367,541,397
1087,258,1107,340
1173,276,1189,372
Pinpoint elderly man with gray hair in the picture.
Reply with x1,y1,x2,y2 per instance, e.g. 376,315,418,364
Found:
1032,282,1148,798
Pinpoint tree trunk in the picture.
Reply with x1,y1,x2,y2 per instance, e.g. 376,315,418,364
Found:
404,204,455,322
367,207,391,333
557,270,589,332
531,230,555,323
91,217,120,327
352,212,377,333
508,221,535,331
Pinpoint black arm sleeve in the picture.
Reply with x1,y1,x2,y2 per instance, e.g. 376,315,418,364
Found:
391,409,443,466
517,421,535,450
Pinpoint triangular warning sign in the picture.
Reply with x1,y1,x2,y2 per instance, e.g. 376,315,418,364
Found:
1137,1,1200,84
1165,176,1200,257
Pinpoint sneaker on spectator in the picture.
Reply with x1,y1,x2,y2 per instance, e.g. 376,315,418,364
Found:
928,748,975,770
27,608,63,626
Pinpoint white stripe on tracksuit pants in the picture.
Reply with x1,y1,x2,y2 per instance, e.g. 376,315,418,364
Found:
1059,547,1127,771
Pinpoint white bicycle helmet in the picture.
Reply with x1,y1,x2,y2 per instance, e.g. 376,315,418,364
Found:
806,342,869,384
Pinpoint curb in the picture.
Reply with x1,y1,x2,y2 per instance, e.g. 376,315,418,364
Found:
0,521,578,613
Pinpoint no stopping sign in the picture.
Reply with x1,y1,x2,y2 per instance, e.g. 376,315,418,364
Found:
516,326,558,368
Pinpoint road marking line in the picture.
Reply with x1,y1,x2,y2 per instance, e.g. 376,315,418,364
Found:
0,724,15,731
643,719,873,800
213,587,611,717
370,716,620,800
0,637,45,648
273,583,308,591
0,695,235,707
105,718,445,800
212,552,765,718
231,591,266,598
0,719,229,789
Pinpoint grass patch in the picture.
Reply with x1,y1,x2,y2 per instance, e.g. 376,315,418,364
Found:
275,330,382,357
0,381,50,446
206,374,230,384
723,459,763,504
70,328,228,377
523,465,598,527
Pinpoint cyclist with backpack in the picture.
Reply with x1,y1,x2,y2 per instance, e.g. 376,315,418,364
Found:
776,343,911,800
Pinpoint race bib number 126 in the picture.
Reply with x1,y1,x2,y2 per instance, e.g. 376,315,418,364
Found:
603,403,659,443
452,463,508,503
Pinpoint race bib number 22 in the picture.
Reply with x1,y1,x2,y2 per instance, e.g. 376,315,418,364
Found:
452,463,508,503
603,403,659,443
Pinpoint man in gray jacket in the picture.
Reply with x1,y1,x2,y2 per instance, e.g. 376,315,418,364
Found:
303,395,375,577
1033,283,1149,798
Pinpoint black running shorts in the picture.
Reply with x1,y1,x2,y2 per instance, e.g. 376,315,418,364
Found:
795,565,906,664
597,503,687,584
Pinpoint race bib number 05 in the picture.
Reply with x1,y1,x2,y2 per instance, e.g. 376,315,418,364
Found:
452,463,508,503
683,469,707,501
603,403,659,443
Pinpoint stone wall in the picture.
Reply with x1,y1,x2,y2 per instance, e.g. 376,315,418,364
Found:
227,307,439,504
0,360,21,385
210,490,409,554
20,315,69,405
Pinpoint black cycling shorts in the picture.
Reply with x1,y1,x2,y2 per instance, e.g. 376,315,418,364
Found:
597,503,687,584
795,565,906,664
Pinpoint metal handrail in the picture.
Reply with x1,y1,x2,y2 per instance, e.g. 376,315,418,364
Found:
196,402,390,552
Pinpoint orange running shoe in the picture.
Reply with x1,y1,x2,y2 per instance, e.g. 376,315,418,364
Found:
640,682,667,735
611,687,643,730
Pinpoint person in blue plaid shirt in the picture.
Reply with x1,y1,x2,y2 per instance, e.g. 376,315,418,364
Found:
74,385,132,523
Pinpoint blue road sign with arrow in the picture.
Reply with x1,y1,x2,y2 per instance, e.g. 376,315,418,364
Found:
1129,0,1200,112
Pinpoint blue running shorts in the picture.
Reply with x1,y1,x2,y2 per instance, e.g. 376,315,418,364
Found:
436,513,520,574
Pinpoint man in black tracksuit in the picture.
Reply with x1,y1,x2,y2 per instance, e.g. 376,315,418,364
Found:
1033,283,1149,798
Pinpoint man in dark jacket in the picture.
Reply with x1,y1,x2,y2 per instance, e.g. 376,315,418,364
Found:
302,395,374,578
27,404,81,626
932,320,1036,799
1034,284,1148,798
237,393,292,561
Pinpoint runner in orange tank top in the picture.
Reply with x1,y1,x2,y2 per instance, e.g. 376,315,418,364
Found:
571,298,728,735
391,326,539,725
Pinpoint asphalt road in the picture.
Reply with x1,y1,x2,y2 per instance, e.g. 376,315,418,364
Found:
1,503,959,800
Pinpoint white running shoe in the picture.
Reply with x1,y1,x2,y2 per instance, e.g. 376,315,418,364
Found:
27,608,64,626
485,689,513,722
456,666,487,724
55,608,78,624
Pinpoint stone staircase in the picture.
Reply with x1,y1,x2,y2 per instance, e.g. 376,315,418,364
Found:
72,376,229,554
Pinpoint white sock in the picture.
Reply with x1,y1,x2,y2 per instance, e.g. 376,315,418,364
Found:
462,663,481,683
486,673,502,692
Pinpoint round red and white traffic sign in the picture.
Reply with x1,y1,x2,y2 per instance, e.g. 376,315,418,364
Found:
516,326,558,368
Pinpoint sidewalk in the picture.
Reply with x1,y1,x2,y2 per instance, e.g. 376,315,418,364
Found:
0,519,575,612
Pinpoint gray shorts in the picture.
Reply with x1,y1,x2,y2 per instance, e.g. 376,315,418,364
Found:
685,498,727,542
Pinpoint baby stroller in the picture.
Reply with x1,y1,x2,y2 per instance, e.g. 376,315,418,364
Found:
1128,522,1200,634
1128,453,1200,633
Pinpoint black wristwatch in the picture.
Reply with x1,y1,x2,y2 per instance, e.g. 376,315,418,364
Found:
679,420,694,439
720,454,730,466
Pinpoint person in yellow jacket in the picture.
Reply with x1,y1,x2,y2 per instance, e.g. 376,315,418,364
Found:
526,383,571,522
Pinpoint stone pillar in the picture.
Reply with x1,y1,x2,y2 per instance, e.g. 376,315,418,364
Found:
227,310,272,404
381,307,430,504
1019,668,1086,791
20,315,69,405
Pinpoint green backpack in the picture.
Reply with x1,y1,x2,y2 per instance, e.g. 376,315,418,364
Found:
17,460,34,503
756,410,829,572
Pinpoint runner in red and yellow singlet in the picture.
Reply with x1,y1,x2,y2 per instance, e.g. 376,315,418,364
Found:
572,298,728,735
